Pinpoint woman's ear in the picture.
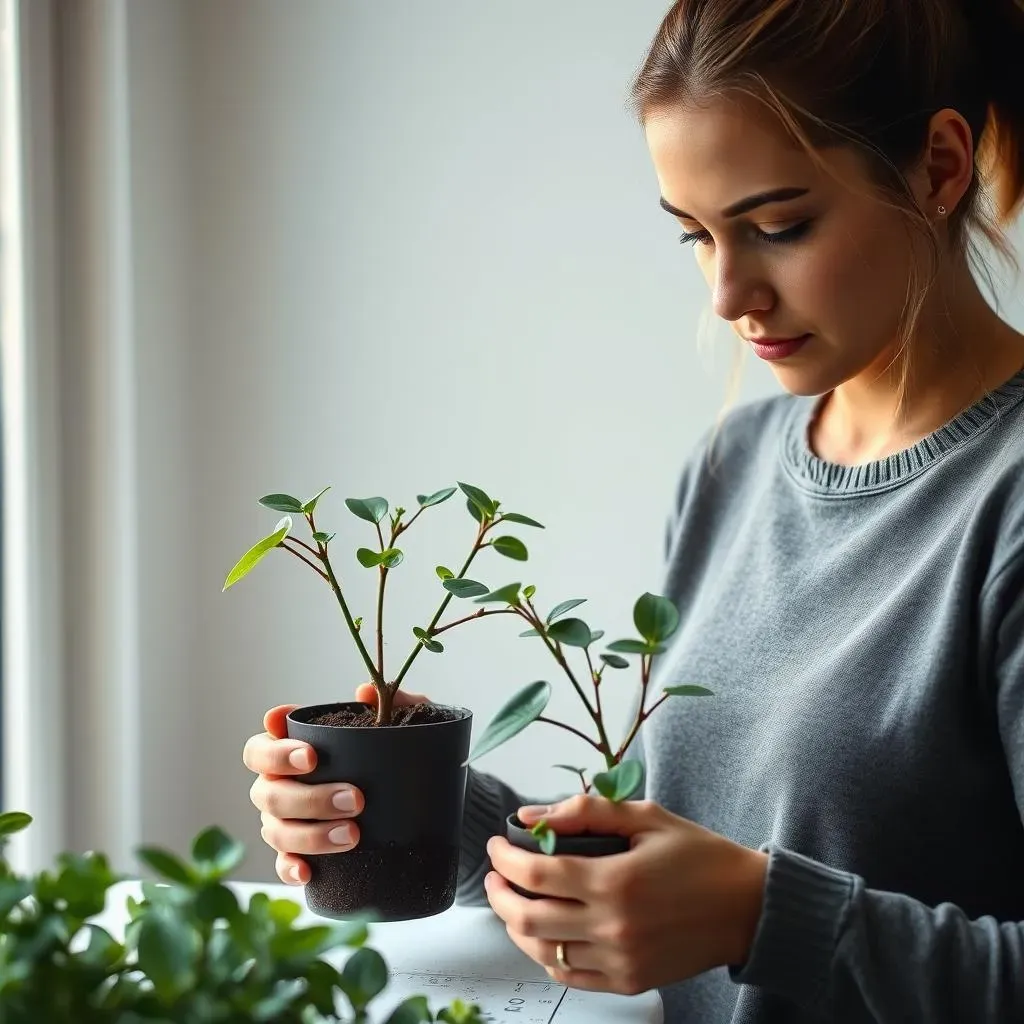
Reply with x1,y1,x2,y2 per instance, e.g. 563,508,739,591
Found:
909,107,975,216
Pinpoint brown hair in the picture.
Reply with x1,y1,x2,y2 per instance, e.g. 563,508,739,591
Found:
630,0,1024,415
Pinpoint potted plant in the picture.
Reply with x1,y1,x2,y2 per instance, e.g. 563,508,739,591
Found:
224,482,543,921
456,589,712,898
0,811,484,1023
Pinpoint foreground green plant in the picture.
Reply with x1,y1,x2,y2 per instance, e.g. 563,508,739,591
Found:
0,812,484,1023
456,588,713,854
224,482,542,726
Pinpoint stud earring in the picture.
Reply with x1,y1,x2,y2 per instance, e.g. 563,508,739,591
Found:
937,205,947,215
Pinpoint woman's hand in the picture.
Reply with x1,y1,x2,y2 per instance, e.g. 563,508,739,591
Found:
242,685,431,885
483,794,768,996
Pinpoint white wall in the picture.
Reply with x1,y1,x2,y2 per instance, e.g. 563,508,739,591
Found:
115,0,1023,882
176,0,779,881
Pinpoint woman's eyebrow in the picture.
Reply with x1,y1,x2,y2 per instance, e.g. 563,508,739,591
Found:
659,187,810,220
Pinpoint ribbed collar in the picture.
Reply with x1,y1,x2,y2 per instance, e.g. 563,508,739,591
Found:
780,366,1024,496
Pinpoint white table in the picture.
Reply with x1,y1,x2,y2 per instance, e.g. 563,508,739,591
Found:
95,881,662,1024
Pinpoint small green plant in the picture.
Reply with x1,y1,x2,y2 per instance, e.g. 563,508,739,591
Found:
224,482,543,726
457,590,713,854
0,811,484,1023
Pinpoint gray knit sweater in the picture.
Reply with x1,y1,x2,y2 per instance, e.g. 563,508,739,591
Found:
456,367,1024,1022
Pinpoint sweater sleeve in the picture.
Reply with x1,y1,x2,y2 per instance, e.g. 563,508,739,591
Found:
728,553,1024,1021
455,768,573,906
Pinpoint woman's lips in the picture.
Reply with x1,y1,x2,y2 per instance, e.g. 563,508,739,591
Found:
747,334,811,360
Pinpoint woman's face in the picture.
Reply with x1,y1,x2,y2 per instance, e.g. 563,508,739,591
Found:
644,95,926,397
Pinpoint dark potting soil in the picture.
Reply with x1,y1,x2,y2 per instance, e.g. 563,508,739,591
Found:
305,842,460,921
309,702,458,728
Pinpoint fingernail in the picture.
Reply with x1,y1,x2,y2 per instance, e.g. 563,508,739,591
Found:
329,824,355,847
332,788,357,813
289,864,302,883
288,748,312,771
518,805,550,820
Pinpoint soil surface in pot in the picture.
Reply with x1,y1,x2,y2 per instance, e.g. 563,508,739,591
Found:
309,702,456,728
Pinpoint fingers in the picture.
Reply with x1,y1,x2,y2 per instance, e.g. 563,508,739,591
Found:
249,776,364,821
261,811,360,856
263,704,302,739
354,683,431,708
242,730,317,776
276,852,311,886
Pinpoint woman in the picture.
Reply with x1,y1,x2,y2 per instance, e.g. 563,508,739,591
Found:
242,1,1024,1019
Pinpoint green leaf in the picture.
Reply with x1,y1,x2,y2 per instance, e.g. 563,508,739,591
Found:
223,517,291,590
592,759,645,802
547,598,586,623
553,764,587,777
436,565,455,580
546,617,592,648
590,629,605,643
600,653,629,669
664,685,714,697
302,486,331,515
341,946,389,1010
633,592,680,645
413,627,444,653
457,482,496,518
442,578,489,599
464,680,551,765
492,536,528,561
386,995,434,1024
136,906,200,1001
473,582,521,605
79,925,124,970
345,497,389,524
253,979,307,1021
194,882,240,923
258,494,304,514
312,531,335,545
136,847,197,885
0,811,32,838
191,826,245,876
519,628,540,638
356,547,383,568
500,512,544,529
531,821,557,856
606,638,665,655
523,584,536,599
466,497,483,522
416,487,457,508
380,548,404,569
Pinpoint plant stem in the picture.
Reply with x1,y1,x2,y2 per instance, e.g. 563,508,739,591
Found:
522,599,598,722
584,646,603,724
431,607,517,636
308,513,382,688
615,653,653,762
535,716,605,753
280,541,329,582
374,518,387,678
287,536,322,559
391,518,492,691
376,567,387,679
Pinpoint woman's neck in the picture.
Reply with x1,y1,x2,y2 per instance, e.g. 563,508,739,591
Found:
810,262,1024,466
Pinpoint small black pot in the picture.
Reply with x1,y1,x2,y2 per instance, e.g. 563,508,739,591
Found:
504,813,630,899
286,701,472,922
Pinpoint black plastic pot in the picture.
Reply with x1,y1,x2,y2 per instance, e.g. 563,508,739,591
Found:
504,813,630,899
286,701,472,922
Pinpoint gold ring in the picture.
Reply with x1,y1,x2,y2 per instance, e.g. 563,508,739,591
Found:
555,941,571,971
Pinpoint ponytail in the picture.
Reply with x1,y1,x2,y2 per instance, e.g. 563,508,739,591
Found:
966,1,1024,222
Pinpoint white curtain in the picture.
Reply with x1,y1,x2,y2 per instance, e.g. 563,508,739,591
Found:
2,0,142,873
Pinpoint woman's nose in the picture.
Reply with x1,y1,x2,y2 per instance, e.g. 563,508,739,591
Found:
710,251,774,322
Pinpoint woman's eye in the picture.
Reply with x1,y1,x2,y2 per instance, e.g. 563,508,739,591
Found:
678,228,712,247
758,220,813,245
677,219,813,248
